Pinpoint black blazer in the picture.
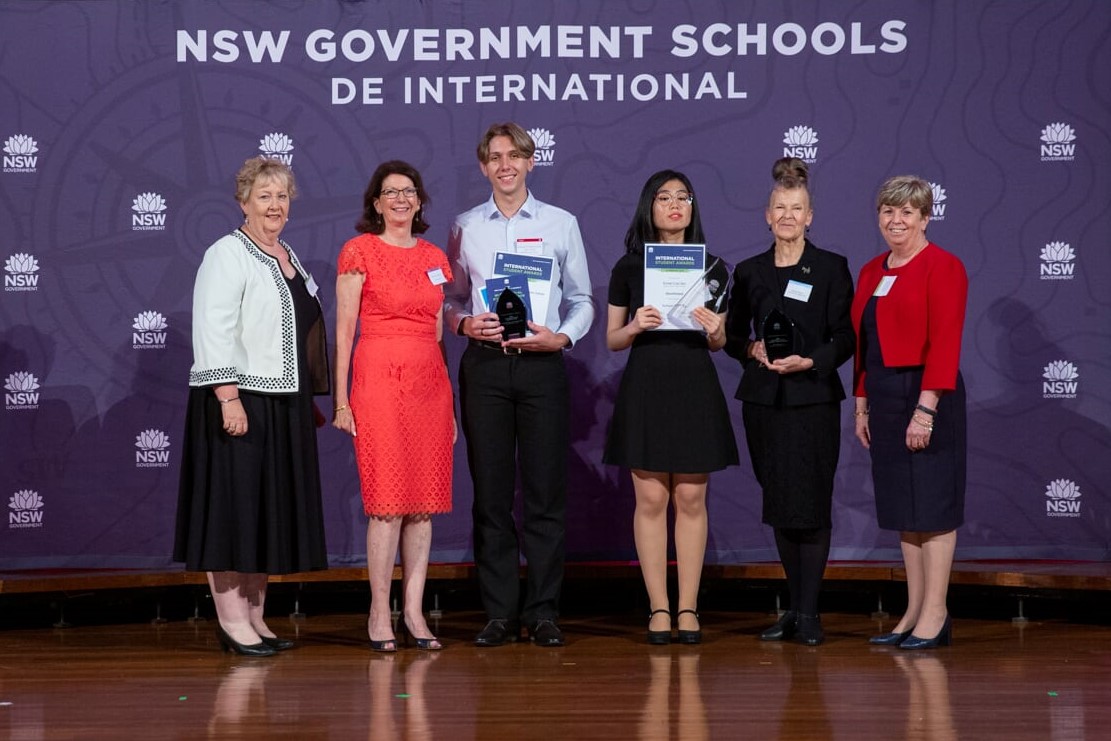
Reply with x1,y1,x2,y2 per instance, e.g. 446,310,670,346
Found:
724,240,855,406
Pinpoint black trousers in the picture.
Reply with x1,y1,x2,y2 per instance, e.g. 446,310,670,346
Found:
459,343,569,624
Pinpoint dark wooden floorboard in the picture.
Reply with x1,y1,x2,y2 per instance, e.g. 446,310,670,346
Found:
2,610,1109,739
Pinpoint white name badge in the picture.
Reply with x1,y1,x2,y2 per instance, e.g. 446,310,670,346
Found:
784,279,813,303
515,238,544,256
873,275,897,297
426,267,447,286
305,274,319,297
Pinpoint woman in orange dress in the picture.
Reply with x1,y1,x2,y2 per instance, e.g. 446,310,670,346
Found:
333,161,455,652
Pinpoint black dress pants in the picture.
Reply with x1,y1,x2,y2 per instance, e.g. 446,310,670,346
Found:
459,343,569,624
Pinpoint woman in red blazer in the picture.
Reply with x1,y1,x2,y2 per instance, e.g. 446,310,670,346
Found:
851,175,968,650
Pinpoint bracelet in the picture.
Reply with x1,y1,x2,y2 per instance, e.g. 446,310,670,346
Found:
334,404,349,413
911,415,934,431
218,396,239,404
915,403,937,417
854,410,869,417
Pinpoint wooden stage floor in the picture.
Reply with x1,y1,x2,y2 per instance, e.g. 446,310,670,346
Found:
2,608,1109,740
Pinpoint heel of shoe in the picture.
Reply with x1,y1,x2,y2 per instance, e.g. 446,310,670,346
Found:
646,608,671,645
676,609,701,645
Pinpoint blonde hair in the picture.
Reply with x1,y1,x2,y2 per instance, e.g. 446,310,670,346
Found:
235,156,297,204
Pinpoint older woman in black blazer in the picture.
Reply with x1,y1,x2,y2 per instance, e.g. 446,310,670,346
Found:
725,158,855,645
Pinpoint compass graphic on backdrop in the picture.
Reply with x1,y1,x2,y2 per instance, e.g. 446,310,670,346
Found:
28,49,433,407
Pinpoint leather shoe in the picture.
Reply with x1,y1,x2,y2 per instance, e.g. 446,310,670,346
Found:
217,626,276,657
474,619,518,647
528,618,565,647
759,610,798,641
899,616,952,650
259,635,295,651
869,629,912,646
795,614,824,646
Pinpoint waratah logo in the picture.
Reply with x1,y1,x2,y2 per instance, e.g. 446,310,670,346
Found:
1044,478,1081,518
4,371,41,410
132,310,168,349
8,489,45,529
4,252,40,292
2,134,39,173
782,125,819,163
135,428,171,467
131,192,167,231
1042,360,1079,399
529,128,556,167
1039,241,1076,281
259,132,294,165
929,182,948,221
1040,122,1076,161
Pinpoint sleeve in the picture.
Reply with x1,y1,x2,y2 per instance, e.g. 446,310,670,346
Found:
850,260,877,397
442,219,473,335
607,255,631,307
337,237,365,274
724,263,754,361
808,254,856,377
190,240,246,385
553,215,595,346
921,251,968,391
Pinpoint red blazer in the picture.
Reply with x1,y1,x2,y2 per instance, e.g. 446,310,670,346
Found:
851,243,967,395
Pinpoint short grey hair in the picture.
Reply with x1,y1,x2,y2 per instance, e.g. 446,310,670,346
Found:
875,175,931,217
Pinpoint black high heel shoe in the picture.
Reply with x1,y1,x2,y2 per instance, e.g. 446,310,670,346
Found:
899,616,952,650
759,610,798,641
646,609,671,645
217,625,276,657
402,617,443,651
869,629,913,646
259,635,295,651
676,609,701,645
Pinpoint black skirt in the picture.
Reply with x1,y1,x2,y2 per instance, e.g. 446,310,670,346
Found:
604,332,738,474
861,300,967,532
741,401,840,529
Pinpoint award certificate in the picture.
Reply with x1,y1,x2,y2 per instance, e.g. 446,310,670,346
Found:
644,244,707,330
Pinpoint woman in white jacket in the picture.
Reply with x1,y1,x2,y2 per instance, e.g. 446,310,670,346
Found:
174,156,330,656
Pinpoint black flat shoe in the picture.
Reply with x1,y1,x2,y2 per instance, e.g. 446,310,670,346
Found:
646,609,671,645
475,619,518,647
529,618,565,647
795,614,824,646
676,609,701,645
900,616,952,650
869,629,913,646
759,610,798,641
217,626,276,657
259,635,295,651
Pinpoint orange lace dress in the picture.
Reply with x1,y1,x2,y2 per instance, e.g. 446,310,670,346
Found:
337,234,454,516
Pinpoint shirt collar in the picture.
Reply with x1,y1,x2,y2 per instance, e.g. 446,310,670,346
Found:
483,190,537,221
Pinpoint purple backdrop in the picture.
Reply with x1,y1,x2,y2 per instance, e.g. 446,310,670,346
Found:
2,1,1108,569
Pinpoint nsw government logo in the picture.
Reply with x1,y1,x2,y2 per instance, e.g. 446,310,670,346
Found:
132,192,167,231
1044,478,1081,518
929,183,947,221
1040,122,1076,162
8,489,44,529
3,134,39,173
529,128,556,167
1042,360,1078,399
1039,242,1076,281
5,252,40,292
783,125,818,163
259,132,294,165
4,372,40,410
135,429,171,468
133,311,168,349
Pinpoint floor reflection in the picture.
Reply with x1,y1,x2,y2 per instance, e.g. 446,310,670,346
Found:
639,653,707,740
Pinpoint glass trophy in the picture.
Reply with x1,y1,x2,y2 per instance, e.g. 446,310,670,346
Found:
761,308,797,361
494,286,529,340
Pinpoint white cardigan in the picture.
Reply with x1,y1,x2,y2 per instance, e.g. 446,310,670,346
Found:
189,230,327,394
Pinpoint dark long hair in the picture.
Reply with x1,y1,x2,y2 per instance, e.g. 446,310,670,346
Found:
355,160,431,235
623,169,705,254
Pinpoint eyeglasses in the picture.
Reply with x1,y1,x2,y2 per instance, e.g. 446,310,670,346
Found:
655,191,693,206
380,187,418,200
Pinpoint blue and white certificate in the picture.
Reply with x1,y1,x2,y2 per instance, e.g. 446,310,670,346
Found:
644,243,707,330
490,251,554,323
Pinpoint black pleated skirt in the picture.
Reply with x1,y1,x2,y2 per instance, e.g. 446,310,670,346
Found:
173,388,328,574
